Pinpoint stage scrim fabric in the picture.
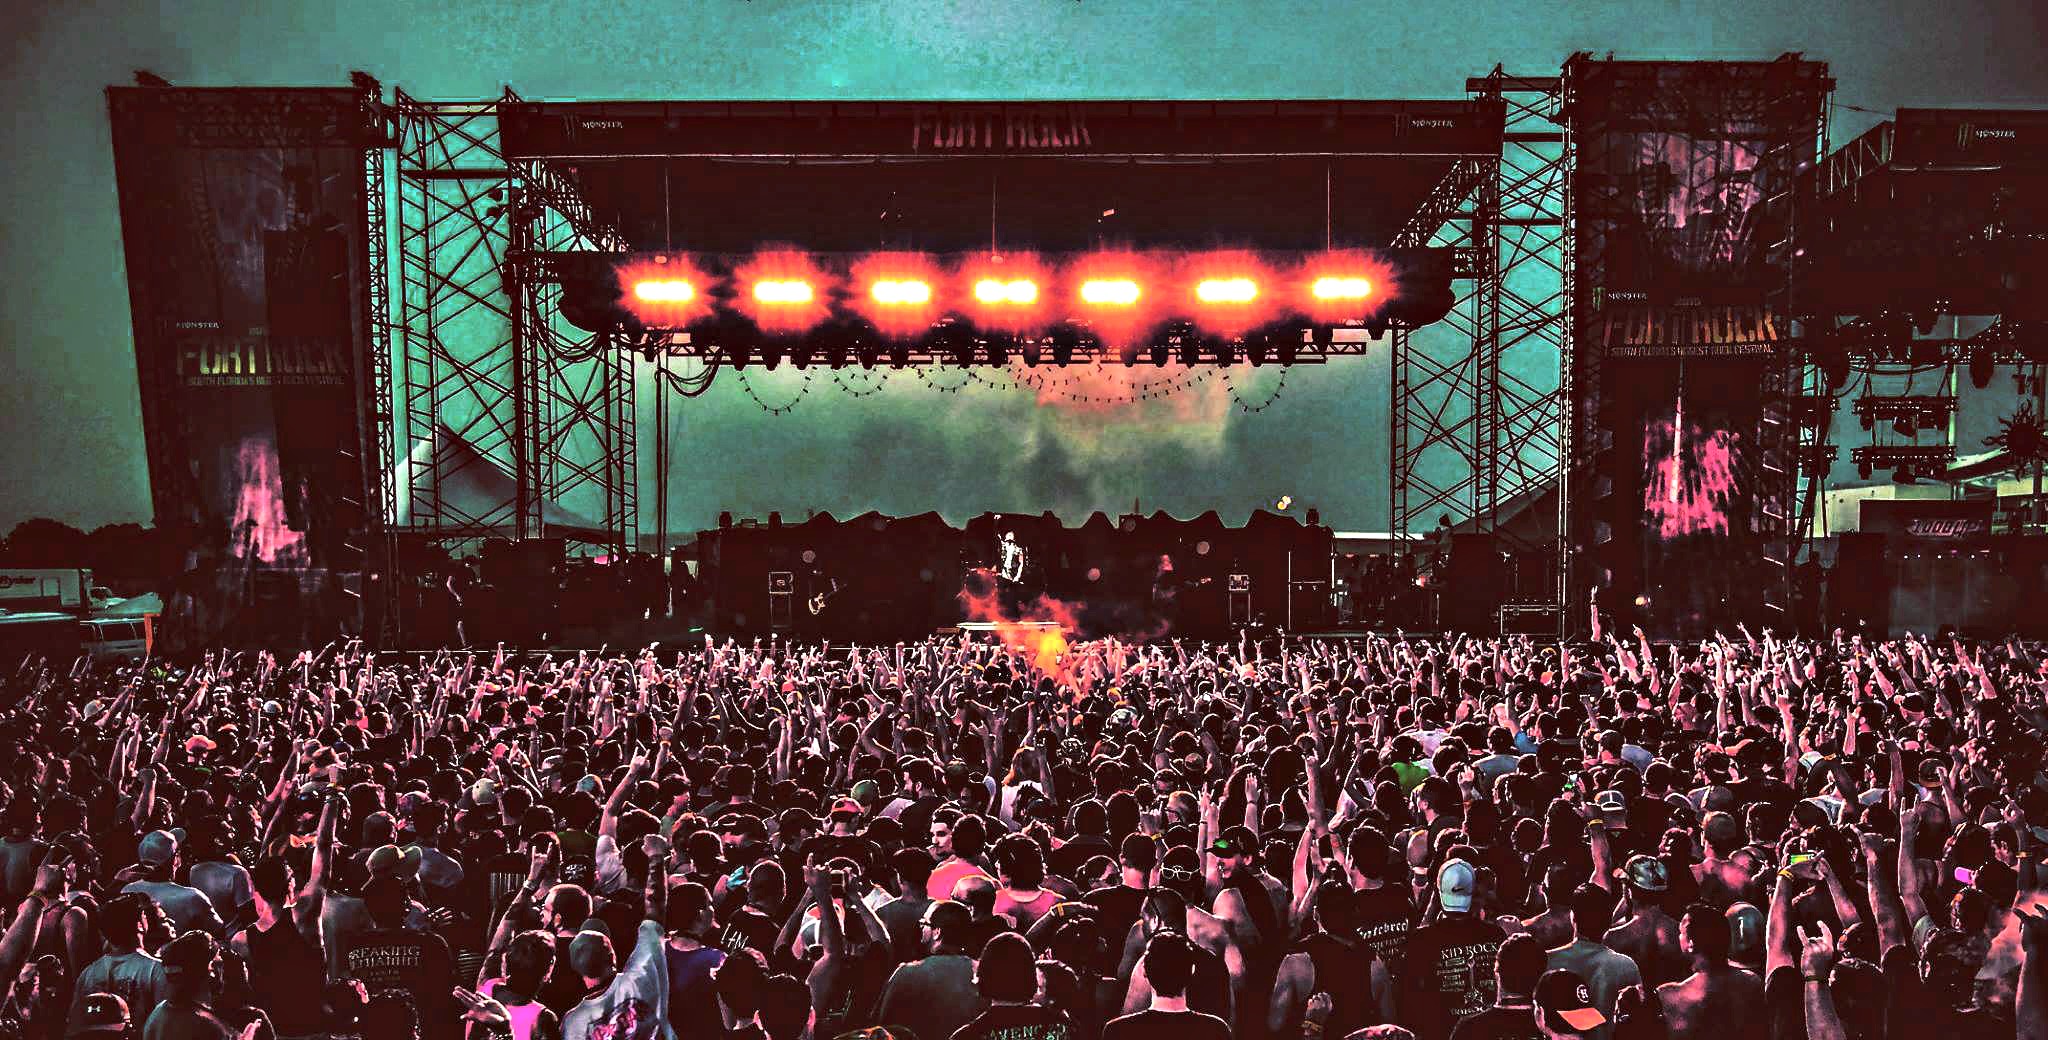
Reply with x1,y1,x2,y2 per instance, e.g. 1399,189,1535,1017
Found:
108,87,380,648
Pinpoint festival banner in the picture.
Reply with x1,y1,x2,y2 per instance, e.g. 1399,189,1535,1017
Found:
1567,59,1830,634
1570,60,1828,361
107,86,381,647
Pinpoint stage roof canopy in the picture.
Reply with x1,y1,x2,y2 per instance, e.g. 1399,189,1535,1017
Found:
501,99,1503,255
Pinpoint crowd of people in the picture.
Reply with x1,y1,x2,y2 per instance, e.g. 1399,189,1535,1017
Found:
0,622,2042,1040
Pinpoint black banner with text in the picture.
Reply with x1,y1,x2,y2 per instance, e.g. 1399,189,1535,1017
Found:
108,86,379,647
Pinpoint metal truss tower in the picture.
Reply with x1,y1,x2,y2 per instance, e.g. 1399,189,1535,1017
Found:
392,91,636,559
1390,70,1569,615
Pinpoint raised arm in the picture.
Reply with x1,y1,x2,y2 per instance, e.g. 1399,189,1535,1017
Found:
1766,871,1799,978
2019,904,2048,1040
806,869,846,1025
1814,856,1865,933
599,754,651,842
1898,803,1931,929
479,838,555,985
1860,831,1907,959
1797,923,1848,1040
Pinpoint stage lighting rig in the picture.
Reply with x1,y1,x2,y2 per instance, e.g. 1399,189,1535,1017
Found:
1853,394,1955,435
1851,444,1954,481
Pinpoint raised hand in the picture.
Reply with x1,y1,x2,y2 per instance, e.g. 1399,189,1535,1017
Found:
453,988,511,1028
1797,921,1837,978
2017,903,2048,955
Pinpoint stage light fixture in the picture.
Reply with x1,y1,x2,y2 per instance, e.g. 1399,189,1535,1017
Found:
1312,276,1373,300
1196,278,1258,304
1081,279,1141,306
975,279,1038,305
753,280,813,305
632,279,695,304
1049,325,1080,365
870,279,931,306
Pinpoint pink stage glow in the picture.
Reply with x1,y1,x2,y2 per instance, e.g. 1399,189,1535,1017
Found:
1641,411,1742,540
230,437,309,567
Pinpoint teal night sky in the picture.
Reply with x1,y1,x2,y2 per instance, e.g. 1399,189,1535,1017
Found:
3,0,2044,536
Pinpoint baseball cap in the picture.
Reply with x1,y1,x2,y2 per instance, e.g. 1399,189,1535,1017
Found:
1623,854,1670,893
1535,969,1606,1034
1592,789,1627,823
1437,858,1478,913
829,796,864,818
469,778,499,806
136,830,179,868
160,932,219,979
849,779,881,807
75,993,131,1038
1209,825,1258,857
366,844,424,880
1727,903,1764,963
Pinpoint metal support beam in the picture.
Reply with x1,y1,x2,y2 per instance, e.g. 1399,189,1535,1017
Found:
1391,68,1569,630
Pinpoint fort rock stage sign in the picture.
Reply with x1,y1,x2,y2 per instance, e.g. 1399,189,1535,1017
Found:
1595,303,1786,358
912,108,1092,152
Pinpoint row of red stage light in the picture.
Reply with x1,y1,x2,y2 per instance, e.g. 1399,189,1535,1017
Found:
631,273,1377,306
606,250,1397,336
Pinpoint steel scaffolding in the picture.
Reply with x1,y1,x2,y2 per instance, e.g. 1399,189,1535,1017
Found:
1389,70,1569,625
392,91,637,559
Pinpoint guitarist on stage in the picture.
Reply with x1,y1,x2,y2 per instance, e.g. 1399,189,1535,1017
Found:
1150,554,1212,633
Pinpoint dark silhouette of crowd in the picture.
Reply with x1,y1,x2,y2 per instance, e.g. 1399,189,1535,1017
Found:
0,621,2043,1040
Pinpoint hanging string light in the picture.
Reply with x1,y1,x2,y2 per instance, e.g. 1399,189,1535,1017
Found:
1222,366,1289,413
913,366,973,393
736,369,811,415
830,367,893,398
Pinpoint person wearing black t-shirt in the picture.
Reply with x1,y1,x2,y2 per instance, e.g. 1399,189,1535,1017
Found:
1450,933,1544,1040
1085,834,1159,975
1401,860,1506,1040
342,876,456,1039
231,857,325,1038
1269,879,1390,1040
950,933,1073,1040
721,860,787,958
1345,827,1416,983
1104,931,1232,1040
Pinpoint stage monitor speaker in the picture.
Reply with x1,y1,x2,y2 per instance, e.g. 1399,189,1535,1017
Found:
768,570,794,630
1228,574,1252,626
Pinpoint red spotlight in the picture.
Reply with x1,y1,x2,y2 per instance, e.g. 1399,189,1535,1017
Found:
1066,251,1161,347
1179,250,1276,336
850,251,941,338
1081,279,1141,305
735,248,831,335
1298,249,1397,324
615,253,714,327
958,252,1051,335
